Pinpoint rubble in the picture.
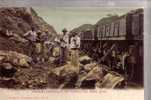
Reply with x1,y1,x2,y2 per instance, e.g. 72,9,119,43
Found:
0,49,129,89
96,72,124,88
76,64,103,88
79,55,92,65
0,50,32,68
83,62,97,72
52,63,79,76
0,7,58,89
0,7,142,89
48,63,79,89
45,54,127,89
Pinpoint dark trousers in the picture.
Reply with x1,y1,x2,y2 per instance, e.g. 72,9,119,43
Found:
60,47,68,63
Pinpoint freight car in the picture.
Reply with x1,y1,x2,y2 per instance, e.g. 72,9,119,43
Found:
81,8,143,57
96,9,143,41
80,9,144,86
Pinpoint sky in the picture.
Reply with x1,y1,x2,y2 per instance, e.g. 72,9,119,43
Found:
34,7,138,34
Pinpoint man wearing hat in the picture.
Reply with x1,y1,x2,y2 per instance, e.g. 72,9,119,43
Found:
70,32,81,73
60,28,69,64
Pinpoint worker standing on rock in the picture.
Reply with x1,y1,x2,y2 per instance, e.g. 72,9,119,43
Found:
124,45,137,84
70,32,80,73
33,30,43,63
40,30,49,62
60,28,69,65
23,27,37,58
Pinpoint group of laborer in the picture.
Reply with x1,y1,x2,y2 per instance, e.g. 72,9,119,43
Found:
23,27,51,63
55,28,80,70
23,27,81,69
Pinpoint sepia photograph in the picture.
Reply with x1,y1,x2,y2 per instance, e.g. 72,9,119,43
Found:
0,7,144,90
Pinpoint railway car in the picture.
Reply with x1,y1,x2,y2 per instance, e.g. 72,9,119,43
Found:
96,9,143,41
131,9,144,40
80,29,96,53
80,9,144,86
80,9,143,51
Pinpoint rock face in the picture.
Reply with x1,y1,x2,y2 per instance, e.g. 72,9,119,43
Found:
0,7,57,89
71,24,94,33
0,7,57,55
0,50,32,68
70,24,94,36
0,7,56,36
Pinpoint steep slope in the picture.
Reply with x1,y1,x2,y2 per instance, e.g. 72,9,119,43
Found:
70,24,94,34
0,7,57,36
0,7,57,55
95,15,119,26
0,7,57,89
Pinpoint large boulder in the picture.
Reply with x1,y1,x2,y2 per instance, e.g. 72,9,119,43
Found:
83,62,97,72
49,63,79,88
0,50,32,68
76,65,103,88
52,63,79,76
95,72,124,88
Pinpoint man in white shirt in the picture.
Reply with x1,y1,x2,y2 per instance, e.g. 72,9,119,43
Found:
70,34,80,49
23,27,38,58
70,32,80,73
60,28,69,64
23,27,37,42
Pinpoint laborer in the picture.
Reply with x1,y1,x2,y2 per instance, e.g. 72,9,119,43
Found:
33,30,43,63
70,32,80,73
124,45,136,82
40,30,49,62
23,27,37,58
23,27,37,42
60,28,69,64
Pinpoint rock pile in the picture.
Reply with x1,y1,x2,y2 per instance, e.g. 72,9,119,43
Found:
49,55,125,89
0,7,57,89
0,7,126,89
0,7,57,56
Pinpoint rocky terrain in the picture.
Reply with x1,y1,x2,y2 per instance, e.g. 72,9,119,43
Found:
0,7,56,55
0,7,142,89
0,7,57,89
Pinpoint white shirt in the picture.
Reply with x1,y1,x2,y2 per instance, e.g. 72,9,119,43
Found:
44,40,54,51
24,30,37,42
70,35,80,49
122,53,129,70
61,34,69,48
54,37,60,43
